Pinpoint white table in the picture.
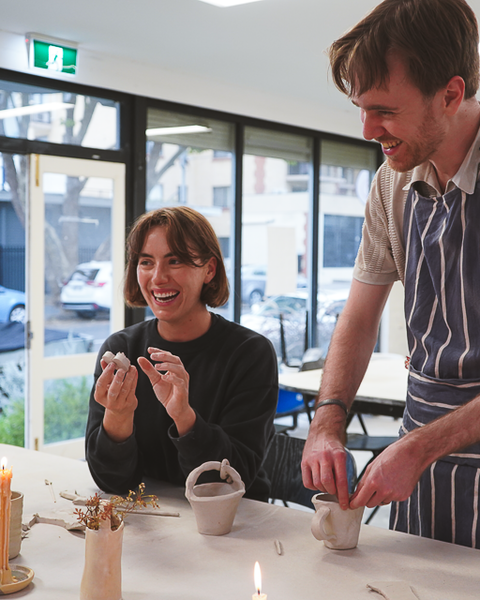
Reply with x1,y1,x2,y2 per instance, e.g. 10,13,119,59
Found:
279,353,408,419
2,443,479,599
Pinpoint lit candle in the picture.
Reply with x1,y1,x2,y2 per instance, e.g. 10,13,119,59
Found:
0,458,13,585
252,561,267,600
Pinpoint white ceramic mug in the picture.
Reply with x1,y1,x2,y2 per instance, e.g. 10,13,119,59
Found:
9,491,24,560
311,493,364,550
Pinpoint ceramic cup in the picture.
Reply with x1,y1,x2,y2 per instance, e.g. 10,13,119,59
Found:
311,493,364,550
9,491,24,560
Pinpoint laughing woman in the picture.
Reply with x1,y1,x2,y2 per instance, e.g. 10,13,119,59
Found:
85,206,278,501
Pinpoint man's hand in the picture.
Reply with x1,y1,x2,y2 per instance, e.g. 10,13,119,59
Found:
349,435,423,509
301,405,350,509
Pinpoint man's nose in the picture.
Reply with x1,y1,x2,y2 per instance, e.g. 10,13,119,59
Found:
361,111,384,141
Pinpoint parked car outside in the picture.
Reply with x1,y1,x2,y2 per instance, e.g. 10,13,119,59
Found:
61,261,112,319
240,286,349,365
0,286,26,323
241,265,267,306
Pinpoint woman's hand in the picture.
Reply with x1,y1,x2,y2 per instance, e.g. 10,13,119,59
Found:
137,347,196,436
94,360,138,443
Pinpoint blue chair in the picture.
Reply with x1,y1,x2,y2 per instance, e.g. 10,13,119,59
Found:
275,388,314,431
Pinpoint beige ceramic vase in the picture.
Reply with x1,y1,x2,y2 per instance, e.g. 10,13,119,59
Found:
80,516,124,600
185,459,245,535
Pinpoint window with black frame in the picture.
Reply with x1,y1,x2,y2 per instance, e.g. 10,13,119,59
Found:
240,126,313,368
317,139,377,358
145,107,235,321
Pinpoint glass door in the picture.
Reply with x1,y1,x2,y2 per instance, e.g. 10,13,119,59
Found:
28,154,125,457
0,152,27,448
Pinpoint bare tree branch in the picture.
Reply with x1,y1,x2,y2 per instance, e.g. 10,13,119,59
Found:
146,144,186,199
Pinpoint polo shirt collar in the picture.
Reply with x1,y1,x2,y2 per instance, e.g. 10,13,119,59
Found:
402,124,480,197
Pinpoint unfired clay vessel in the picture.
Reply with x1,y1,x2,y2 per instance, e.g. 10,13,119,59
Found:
311,493,364,550
185,459,245,535
80,517,124,600
8,491,23,560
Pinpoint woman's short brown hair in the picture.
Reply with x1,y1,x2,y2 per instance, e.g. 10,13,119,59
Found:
329,0,479,99
124,206,229,308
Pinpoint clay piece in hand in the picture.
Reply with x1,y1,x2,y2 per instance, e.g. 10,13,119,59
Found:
102,351,115,364
102,351,131,371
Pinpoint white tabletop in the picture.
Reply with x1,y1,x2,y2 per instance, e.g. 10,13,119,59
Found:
279,353,408,416
2,442,478,599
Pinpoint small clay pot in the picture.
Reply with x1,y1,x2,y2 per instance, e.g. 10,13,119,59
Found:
9,491,23,560
185,459,245,536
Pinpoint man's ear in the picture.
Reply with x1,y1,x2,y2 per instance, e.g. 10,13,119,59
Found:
443,76,465,115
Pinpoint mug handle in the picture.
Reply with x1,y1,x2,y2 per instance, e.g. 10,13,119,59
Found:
311,506,336,542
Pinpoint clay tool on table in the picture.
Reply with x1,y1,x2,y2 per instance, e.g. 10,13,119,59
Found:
367,581,420,600
45,479,56,503
274,539,283,555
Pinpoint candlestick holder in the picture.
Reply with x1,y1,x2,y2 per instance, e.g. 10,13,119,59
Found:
0,479,34,594
0,565,35,594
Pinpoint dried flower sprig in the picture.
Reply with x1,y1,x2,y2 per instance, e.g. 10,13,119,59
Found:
74,483,159,531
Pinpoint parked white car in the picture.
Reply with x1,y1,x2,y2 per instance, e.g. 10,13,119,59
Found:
0,286,26,323
61,261,112,319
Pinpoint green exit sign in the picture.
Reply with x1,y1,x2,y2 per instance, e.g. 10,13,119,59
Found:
27,34,78,76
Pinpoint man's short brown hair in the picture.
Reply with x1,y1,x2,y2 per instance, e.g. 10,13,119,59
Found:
124,206,229,308
329,0,479,99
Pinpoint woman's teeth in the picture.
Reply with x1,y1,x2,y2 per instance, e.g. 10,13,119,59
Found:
153,291,179,302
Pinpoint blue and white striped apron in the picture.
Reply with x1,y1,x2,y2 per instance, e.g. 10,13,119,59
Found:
389,180,480,548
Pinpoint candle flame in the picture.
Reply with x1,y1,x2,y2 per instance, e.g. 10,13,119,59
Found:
254,561,262,594
0,457,6,470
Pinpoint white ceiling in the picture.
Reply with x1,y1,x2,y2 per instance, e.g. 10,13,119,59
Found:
3,0,480,134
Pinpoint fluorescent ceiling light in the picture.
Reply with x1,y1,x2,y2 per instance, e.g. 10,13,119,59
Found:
197,0,264,7
0,102,74,120
146,125,212,136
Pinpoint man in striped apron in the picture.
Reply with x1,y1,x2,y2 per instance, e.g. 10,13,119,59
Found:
301,0,480,548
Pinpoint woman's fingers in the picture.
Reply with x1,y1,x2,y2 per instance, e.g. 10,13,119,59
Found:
94,362,138,412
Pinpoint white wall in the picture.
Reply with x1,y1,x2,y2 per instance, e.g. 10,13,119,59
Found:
0,30,364,139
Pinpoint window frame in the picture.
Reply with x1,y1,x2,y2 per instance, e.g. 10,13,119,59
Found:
0,66,382,345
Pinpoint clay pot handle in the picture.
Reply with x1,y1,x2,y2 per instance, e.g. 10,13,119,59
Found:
311,506,336,542
220,458,233,483
185,459,244,499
